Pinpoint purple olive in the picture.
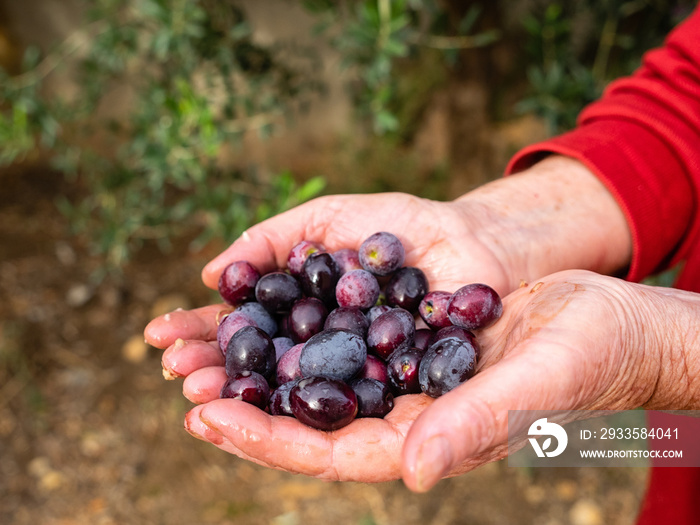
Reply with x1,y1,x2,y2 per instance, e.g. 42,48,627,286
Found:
225,326,276,380
299,329,367,381
269,380,299,416
290,376,358,431
366,308,415,360
335,269,381,309
218,261,261,305
355,354,389,385
300,252,340,307
255,272,302,313
288,297,328,343
276,343,304,386
447,283,502,330
413,328,437,352
385,267,428,313
358,232,405,276
220,371,270,410
418,291,453,330
419,337,478,398
324,307,370,338
349,378,394,418
387,347,425,395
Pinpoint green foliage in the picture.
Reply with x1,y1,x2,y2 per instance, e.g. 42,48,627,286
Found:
304,0,692,137
644,264,682,288
306,0,500,135
0,0,324,273
516,0,694,134
1,0,693,275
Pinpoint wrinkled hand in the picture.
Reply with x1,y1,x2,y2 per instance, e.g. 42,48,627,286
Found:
144,162,640,491
144,191,514,353
146,153,634,351
146,266,683,491
200,192,513,296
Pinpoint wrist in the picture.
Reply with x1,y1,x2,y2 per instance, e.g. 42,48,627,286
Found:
637,284,700,410
453,155,632,290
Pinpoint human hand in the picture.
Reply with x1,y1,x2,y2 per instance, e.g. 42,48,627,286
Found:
150,270,699,491
144,155,638,489
146,154,632,353
144,190,515,353
199,191,513,295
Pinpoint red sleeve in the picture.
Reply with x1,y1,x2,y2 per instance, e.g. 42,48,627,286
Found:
506,6,700,285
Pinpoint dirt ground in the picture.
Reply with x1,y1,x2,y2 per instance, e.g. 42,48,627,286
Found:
0,161,650,525
0,1,652,522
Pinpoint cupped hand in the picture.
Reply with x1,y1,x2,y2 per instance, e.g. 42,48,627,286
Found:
145,191,513,352
143,169,638,490
146,154,634,352
157,270,674,491
145,192,514,357
200,192,512,295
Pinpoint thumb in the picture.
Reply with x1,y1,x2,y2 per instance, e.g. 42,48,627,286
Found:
401,343,581,492
201,197,334,289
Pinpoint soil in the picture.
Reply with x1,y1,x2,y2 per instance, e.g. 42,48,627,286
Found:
0,163,649,525
0,3,649,519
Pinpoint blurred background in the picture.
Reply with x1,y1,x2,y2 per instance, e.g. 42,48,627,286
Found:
0,0,693,523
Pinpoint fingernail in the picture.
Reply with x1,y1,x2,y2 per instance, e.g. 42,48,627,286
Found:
199,414,226,445
184,416,207,441
183,413,224,445
162,367,180,380
415,436,453,492
161,339,187,380
216,308,234,326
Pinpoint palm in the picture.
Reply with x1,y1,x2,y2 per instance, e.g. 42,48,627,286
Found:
200,193,511,295
185,388,434,482
400,270,653,490
144,192,515,481
158,271,651,489
146,193,510,350
145,194,647,489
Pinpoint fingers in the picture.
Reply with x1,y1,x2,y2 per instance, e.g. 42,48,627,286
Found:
197,398,337,478
183,366,227,404
187,394,434,482
401,342,581,492
184,404,282,471
162,339,223,379
184,398,509,481
144,304,228,349
201,196,343,289
200,193,435,290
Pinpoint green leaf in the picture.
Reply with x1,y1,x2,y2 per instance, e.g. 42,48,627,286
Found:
21,46,42,71
374,110,399,134
471,30,501,47
458,5,482,34
383,37,409,57
294,176,326,203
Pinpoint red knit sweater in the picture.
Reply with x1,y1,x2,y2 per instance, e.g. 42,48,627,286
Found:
506,6,700,524
507,6,700,293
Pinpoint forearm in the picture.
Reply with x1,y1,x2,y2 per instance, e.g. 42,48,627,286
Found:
504,8,700,287
453,155,632,290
